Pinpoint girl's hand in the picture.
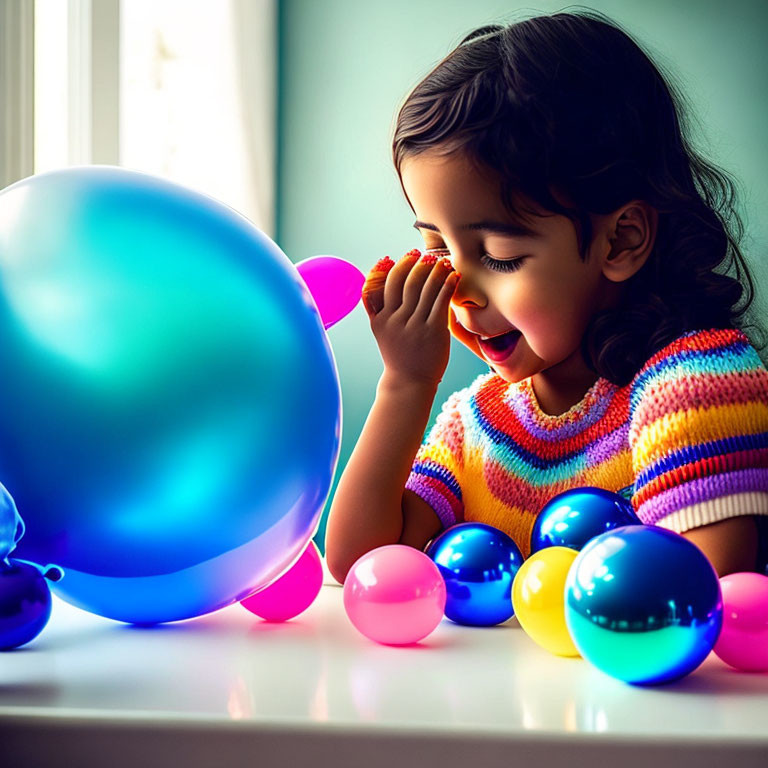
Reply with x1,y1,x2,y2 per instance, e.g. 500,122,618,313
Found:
361,249,460,386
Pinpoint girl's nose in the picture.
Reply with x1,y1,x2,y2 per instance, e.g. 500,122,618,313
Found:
451,269,485,309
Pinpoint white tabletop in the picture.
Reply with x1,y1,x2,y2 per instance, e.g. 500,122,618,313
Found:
2,558,767,768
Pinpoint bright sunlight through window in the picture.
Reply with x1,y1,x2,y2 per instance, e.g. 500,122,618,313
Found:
33,0,273,232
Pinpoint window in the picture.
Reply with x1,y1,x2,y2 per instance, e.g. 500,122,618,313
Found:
11,0,276,235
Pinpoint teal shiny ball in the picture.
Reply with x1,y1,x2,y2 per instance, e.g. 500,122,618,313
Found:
565,525,723,685
0,167,341,624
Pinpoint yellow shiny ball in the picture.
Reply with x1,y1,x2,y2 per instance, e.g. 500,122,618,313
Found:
512,546,580,657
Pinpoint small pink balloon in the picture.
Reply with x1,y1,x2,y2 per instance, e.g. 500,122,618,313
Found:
713,571,768,671
343,544,446,646
241,540,323,621
295,255,365,330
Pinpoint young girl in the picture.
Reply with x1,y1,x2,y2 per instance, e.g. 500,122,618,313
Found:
324,9,768,585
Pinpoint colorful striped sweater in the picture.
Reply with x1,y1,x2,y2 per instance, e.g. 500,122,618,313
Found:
405,327,768,560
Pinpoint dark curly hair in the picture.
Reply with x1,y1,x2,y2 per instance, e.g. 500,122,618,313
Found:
391,6,767,387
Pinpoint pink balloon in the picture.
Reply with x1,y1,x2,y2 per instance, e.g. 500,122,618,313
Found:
295,255,365,330
713,572,768,671
343,544,446,646
241,540,323,621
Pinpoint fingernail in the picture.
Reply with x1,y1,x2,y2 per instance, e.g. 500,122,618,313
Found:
420,253,438,265
440,257,453,269
401,248,422,261
372,256,395,273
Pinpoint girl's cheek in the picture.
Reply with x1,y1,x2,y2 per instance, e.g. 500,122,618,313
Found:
448,310,480,351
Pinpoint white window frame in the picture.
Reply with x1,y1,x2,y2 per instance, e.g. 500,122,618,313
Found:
1,0,276,237
69,0,121,166
1,0,35,188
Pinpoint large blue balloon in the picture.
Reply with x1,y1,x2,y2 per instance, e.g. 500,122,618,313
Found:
0,167,345,624
565,525,723,685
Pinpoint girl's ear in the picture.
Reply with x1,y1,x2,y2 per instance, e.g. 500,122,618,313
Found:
601,201,658,283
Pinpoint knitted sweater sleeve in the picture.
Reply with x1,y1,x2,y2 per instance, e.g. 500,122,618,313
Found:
628,328,768,533
404,386,467,531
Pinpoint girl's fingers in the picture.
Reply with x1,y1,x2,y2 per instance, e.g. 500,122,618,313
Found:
401,251,445,314
427,269,461,325
383,249,422,310
361,290,381,316
361,256,395,315
414,255,456,318
363,249,455,318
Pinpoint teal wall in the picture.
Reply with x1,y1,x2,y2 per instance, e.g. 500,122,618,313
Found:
277,1,768,556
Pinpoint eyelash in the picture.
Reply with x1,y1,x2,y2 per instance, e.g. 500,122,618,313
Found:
424,247,526,273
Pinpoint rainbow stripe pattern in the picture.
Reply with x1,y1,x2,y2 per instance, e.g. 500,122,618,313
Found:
405,328,768,559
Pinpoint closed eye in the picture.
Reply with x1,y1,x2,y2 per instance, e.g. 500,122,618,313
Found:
480,253,527,272
424,247,527,273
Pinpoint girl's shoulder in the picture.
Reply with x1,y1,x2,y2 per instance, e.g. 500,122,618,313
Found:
629,326,767,410
634,326,764,375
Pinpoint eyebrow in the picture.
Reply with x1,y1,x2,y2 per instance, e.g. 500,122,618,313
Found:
413,219,540,238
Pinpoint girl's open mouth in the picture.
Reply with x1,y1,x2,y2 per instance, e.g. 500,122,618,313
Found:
478,330,521,363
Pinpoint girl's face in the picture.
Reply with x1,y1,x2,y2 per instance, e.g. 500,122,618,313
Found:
400,150,621,388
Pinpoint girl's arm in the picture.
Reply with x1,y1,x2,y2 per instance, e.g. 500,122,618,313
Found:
680,516,759,577
324,371,442,584
324,250,459,584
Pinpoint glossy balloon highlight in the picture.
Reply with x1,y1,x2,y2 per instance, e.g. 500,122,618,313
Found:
0,482,24,562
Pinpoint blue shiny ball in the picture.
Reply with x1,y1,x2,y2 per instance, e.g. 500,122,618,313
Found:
565,525,723,685
425,522,523,626
0,559,63,650
530,486,639,554
0,167,341,624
